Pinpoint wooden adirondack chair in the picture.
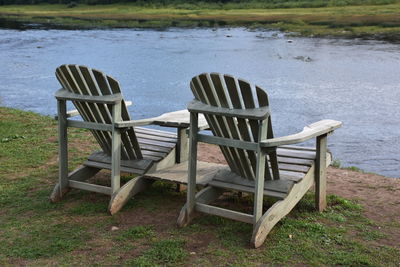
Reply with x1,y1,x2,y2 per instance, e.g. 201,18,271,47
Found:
50,64,206,214
177,73,342,248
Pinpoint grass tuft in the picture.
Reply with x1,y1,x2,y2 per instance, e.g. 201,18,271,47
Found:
129,239,187,266
116,225,155,241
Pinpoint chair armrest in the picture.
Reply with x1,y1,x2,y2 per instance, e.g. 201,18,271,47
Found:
260,120,342,148
55,101,132,120
114,118,156,128
54,109,80,120
55,88,122,104
115,109,210,130
187,100,270,120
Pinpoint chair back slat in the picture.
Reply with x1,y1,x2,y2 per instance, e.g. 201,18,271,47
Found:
225,75,258,177
213,74,255,178
256,86,280,179
56,65,112,155
191,76,242,176
191,73,278,181
83,67,136,158
56,64,142,160
77,66,114,154
210,73,254,177
105,71,142,158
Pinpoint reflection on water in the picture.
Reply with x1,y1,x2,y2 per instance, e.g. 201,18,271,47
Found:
0,28,399,177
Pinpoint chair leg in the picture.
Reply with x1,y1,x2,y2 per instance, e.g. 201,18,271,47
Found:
251,168,315,248
179,112,199,227
177,186,223,227
315,134,328,212
57,99,69,199
50,166,100,202
108,176,154,215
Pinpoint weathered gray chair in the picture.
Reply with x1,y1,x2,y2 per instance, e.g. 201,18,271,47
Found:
50,64,200,214
177,73,342,248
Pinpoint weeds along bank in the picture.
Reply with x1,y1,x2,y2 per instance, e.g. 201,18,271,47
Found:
1,0,400,9
0,2,400,40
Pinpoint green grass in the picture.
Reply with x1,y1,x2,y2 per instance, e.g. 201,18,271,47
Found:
0,106,399,266
1,3,400,39
115,225,155,241
129,239,188,267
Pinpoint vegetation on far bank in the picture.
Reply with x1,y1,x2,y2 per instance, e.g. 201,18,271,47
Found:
1,106,399,266
2,0,400,9
0,2,400,40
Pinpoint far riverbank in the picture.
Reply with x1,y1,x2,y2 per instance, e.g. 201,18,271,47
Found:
1,3,400,42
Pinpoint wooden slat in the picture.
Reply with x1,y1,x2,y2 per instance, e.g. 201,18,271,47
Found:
146,161,225,186
212,168,295,194
151,109,208,129
275,156,314,166
255,85,280,180
199,74,246,177
191,77,240,176
210,73,255,177
193,75,240,175
84,161,148,175
238,78,259,142
69,180,112,195
142,155,163,161
78,66,116,156
139,143,173,153
90,65,141,159
90,67,134,160
135,127,177,138
281,145,316,152
208,180,287,199
67,120,112,131
141,150,167,159
197,134,258,151
223,74,256,179
57,65,111,155
135,132,177,143
137,138,176,148
255,85,268,107
56,64,148,160
187,100,269,120
279,170,305,182
87,151,152,171
136,127,177,158
107,74,142,158
273,162,310,173
54,88,122,104
67,65,118,157
277,147,316,160
238,78,260,176
261,120,342,148
70,65,127,158
195,203,254,224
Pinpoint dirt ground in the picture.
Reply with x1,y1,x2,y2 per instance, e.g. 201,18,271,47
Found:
197,143,400,248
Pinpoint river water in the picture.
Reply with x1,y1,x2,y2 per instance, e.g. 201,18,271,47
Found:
0,28,399,177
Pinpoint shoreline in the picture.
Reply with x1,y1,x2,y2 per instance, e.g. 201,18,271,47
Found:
1,3,400,42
